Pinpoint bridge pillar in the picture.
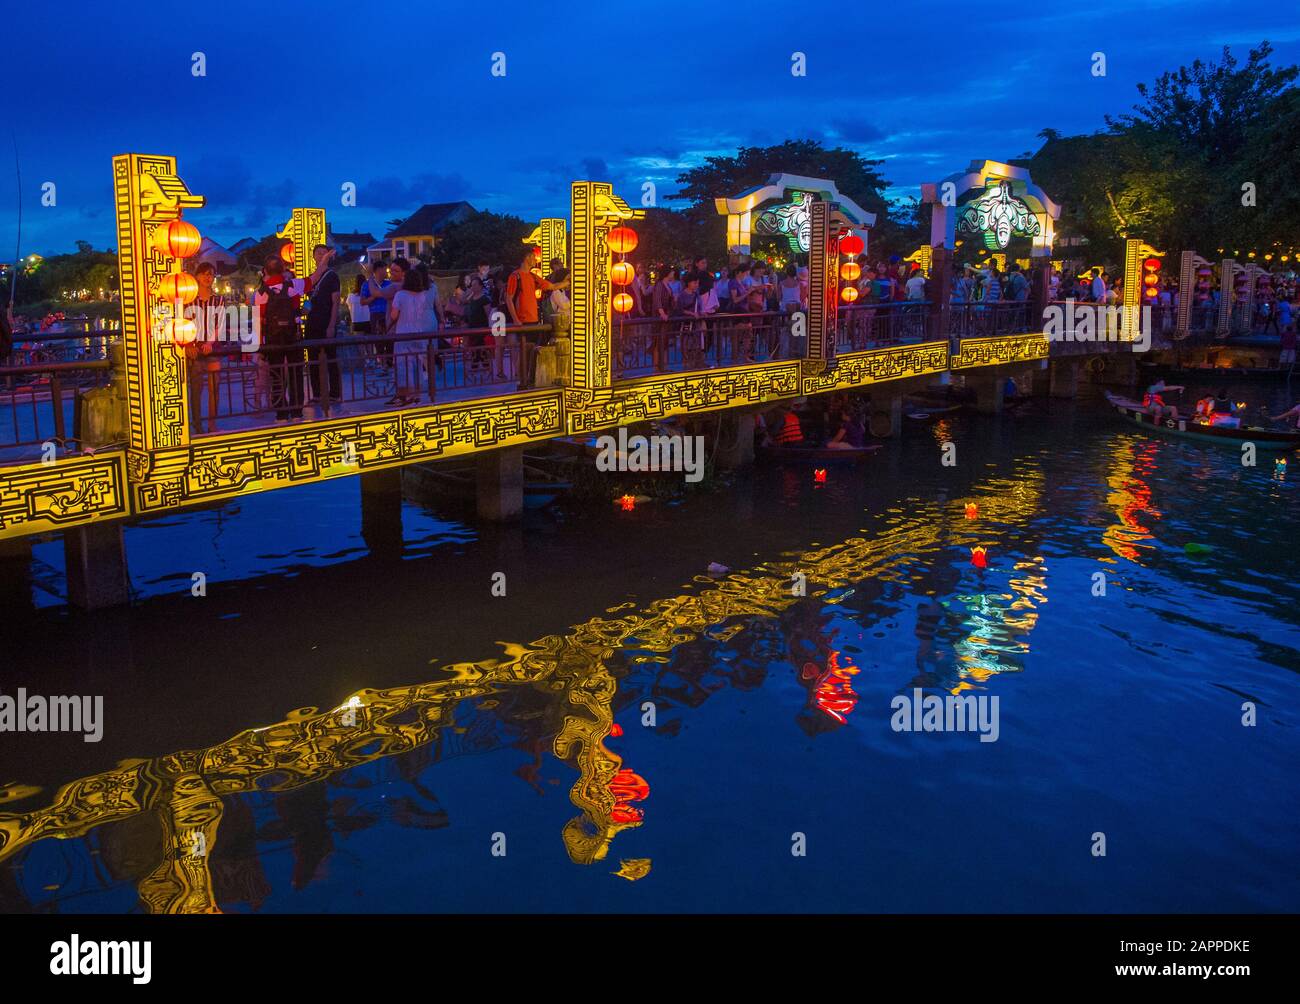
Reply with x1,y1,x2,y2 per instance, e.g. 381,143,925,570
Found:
715,412,756,470
971,370,1004,415
360,468,403,557
929,248,953,342
0,537,34,618
65,523,130,610
869,392,904,438
477,446,524,522
1049,358,1079,398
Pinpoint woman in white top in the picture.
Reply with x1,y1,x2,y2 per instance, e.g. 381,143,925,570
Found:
345,275,370,334
387,269,428,404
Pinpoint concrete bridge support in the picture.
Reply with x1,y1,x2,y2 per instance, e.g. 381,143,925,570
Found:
360,468,403,557
65,523,130,610
971,370,1004,415
714,412,756,470
477,446,524,522
869,392,904,438
1049,358,1080,398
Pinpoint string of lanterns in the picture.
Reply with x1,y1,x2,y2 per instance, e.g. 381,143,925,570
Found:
151,217,202,343
610,224,637,315
839,233,864,304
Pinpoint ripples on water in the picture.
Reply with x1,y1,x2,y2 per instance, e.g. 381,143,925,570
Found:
2,392,1298,913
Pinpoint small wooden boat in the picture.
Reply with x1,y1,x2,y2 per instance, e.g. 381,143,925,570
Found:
1104,391,1300,450
905,403,963,423
757,443,883,464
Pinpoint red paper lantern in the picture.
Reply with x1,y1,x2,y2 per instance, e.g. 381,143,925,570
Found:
157,272,198,305
613,292,634,313
608,226,638,254
280,242,296,266
840,234,864,256
611,261,634,286
840,262,861,282
152,219,202,259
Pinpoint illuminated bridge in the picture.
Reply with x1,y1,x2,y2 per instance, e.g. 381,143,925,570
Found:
1,154,1219,606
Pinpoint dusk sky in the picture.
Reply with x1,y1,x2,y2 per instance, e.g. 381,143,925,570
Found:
3,0,1298,257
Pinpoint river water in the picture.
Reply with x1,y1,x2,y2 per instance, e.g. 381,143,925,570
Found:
2,386,1298,913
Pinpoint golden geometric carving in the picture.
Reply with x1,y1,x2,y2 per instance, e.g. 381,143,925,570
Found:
801,341,950,394
523,218,568,268
568,182,643,406
0,453,129,539
567,361,802,435
950,333,1050,369
276,208,327,276
131,391,563,513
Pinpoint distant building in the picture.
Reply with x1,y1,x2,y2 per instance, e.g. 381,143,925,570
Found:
368,202,476,260
328,229,376,255
195,237,238,274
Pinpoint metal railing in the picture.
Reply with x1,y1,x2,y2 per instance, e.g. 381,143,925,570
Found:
185,323,549,434
0,359,113,452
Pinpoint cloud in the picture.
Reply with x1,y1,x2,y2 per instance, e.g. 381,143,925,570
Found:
829,118,886,144
357,173,474,210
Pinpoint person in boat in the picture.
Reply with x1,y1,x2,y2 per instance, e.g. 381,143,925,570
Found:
1194,394,1216,421
1208,389,1243,428
825,406,866,450
1268,402,1300,429
1142,378,1184,421
768,406,805,447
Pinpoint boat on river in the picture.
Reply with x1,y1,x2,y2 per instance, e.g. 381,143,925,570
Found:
1104,391,1300,450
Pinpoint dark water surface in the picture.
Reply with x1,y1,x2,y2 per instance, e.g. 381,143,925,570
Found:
2,388,1298,913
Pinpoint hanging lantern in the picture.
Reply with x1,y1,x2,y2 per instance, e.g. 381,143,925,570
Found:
157,272,198,306
160,316,197,344
608,226,638,254
280,242,296,266
152,219,202,259
611,261,634,286
840,261,861,282
613,292,634,313
840,234,864,256
841,285,859,303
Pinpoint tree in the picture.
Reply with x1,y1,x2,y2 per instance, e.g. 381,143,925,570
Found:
430,211,532,271
670,139,894,250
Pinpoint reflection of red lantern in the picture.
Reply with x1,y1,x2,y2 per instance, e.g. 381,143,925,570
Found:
157,272,198,305
611,261,634,286
841,285,859,303
613,292,634,313
608,226,638,254
840,262,861,282
280,242,295,266
840,234,864,256
152,219,202,259
964,502,978,520
971,546,988,569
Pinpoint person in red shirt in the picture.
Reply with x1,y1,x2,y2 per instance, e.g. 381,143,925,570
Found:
504,249,567,386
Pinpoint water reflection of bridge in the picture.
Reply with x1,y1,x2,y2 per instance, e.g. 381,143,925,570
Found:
0,468,1046,912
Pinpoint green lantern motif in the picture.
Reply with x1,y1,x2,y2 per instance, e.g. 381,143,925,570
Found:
755,191,814,253
958,181,1041,250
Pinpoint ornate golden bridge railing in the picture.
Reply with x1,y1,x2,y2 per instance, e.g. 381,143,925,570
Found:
0,153,1053,544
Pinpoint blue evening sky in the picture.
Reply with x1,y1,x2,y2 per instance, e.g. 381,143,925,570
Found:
2,0,1297,256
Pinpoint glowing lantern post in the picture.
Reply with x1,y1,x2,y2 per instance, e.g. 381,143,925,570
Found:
152,218,202,259
1142,257,1161,303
